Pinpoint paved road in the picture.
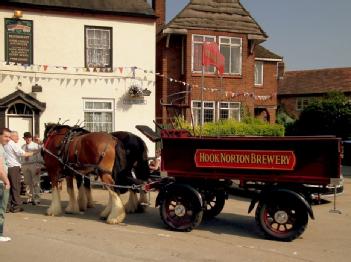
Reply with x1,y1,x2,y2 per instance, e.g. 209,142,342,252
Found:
0,169,350,262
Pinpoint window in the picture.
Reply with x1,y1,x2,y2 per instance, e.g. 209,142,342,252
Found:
296,97,311,111
219,102,241,121
192,101,215,125
192,35,216,73
85,26,112,68
204,102,215,123
255,61,264,86
219,37,242,75
84,99,114,132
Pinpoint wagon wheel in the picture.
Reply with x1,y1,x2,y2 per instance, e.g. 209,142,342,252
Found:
255,199,308,241
203,190,226,219
160,189,203,232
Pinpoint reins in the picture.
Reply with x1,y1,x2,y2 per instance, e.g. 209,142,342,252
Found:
41,146,144,191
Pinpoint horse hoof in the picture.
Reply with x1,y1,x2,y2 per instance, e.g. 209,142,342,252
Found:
106,215,126,224
106,218,124,224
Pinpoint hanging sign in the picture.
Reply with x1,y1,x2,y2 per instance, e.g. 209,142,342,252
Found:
5,18,33,65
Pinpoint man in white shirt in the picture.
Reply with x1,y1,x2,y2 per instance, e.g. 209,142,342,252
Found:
21,132,43,205
4,131,37,213
0,128,11,242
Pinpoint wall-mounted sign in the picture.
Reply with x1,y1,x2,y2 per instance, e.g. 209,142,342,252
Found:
194,149,296,171
5,18,33,65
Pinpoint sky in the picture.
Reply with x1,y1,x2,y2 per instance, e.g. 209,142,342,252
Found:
165,0,351,71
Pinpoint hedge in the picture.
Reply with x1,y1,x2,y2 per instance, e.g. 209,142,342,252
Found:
176,118,285,137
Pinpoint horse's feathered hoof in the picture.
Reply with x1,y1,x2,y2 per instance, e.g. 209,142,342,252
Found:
106,216,125,224
46,210,61,216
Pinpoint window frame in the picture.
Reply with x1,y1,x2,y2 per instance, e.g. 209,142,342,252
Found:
296,97,311,111
219,36,242,75
218,102,241,122
192,34,216,74
191,100,216,125
255,61,264,86
83,98,115,132
84,25,113,69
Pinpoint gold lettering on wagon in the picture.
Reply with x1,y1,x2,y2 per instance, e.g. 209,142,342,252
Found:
199,152,291,166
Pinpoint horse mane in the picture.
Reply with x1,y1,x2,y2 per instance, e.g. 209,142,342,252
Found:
44,123,90,139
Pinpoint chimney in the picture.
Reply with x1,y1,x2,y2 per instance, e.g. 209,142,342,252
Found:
152,0,166,32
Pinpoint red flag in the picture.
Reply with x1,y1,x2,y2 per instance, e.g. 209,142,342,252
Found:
202,42,225,75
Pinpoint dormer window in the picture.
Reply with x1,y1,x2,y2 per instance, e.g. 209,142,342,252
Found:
192,34,216,73
219,37,242,75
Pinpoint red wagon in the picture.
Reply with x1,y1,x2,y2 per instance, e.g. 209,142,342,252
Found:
140,127,342,241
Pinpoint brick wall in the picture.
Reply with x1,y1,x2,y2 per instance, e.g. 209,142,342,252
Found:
254,61,279,123
156,29,280,124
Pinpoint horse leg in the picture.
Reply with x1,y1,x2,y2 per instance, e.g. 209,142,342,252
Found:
100,174,126,224
100,189,112,220
65,176,79,214
46,171,62,216
76,175,88,212
84,176,94,208
137,190,149,213
124,190,139,214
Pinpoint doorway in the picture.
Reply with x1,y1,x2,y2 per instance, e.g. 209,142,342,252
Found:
7,103,34,139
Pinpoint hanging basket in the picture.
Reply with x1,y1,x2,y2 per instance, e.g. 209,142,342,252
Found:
128,85,144,98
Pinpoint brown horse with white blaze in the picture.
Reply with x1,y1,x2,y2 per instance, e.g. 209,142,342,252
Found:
42,124,127,224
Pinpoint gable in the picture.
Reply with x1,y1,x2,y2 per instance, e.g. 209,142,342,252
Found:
164,0,267,39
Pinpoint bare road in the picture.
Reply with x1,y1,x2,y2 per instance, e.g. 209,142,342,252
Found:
1,175,350,262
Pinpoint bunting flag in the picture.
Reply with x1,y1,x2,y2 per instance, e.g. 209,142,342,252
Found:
202,42,225,75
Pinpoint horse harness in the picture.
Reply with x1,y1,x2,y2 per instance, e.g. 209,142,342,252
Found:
56,128,111,176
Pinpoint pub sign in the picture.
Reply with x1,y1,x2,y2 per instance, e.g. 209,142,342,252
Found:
5,18,33,65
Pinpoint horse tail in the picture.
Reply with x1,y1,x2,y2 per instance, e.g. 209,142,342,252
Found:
139,136,149,161
112,139,126,185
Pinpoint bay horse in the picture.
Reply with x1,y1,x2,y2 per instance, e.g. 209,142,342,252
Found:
42,124,149,224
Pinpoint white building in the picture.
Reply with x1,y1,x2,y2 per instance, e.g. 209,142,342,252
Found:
0,0,156,153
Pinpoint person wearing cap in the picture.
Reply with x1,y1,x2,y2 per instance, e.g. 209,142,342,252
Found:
21,132,43,205
4,131,38,212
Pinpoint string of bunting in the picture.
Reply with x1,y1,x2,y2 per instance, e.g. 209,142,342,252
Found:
0,61,275,101
200,87,276,101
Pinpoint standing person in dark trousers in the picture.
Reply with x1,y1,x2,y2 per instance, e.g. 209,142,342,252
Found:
4,131,37,213
21,132,43,205
0,128,11,242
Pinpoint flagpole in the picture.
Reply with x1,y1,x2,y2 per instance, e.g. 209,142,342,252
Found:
200,64,204,137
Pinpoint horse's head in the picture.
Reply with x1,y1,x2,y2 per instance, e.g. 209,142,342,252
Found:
43,123,72,147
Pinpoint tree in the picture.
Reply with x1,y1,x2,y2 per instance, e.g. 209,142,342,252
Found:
290,92,351,139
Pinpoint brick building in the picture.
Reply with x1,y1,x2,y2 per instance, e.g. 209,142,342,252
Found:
154,0,283,125
278,67,351,119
